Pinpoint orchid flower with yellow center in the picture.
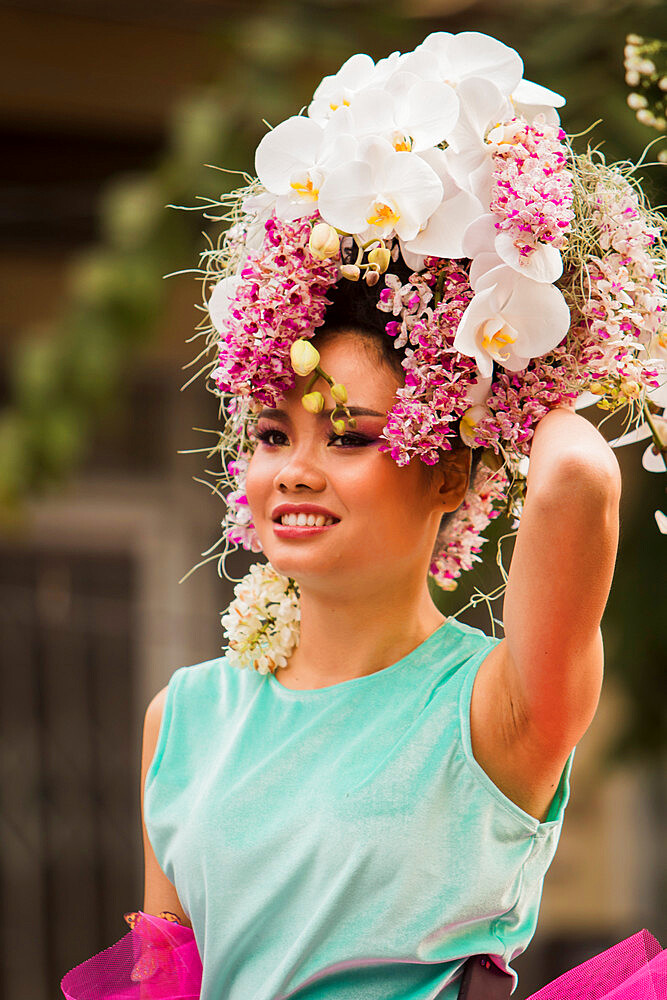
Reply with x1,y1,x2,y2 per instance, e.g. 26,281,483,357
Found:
307,52,377,124
322,75,458,154
454,263,570,379
392,132,412,152
480,318,518,363
255,116,356,222
318,136,443,243
328,99,350,112
289,173,320,202
366,200,400,229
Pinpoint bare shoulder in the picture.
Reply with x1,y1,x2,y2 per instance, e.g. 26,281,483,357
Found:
469,639,574,824
143,687,168,750
141,685,192,927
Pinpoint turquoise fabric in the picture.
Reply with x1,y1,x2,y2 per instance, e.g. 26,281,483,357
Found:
144,617,574,1000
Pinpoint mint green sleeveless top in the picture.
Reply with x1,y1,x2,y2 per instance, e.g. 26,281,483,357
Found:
144,617,574,1000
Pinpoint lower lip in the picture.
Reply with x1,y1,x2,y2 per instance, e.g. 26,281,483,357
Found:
272,521,339,538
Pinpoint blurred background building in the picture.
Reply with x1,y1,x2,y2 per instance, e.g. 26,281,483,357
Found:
0,3,664,999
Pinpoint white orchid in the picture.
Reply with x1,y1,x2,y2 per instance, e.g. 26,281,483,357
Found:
400,147,484,259
208,274,242,334
327,72,459,152
255,116,356,221
317,136,443,243
510,79,565,126
453,264,571,378
464,210,563,284
307,52,378,124
418,31,524,97
238,190,278,251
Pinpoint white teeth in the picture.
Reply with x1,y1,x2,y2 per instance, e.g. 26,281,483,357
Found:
279,513,336,526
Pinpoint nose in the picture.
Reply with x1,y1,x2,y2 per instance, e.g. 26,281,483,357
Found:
274,442,327,494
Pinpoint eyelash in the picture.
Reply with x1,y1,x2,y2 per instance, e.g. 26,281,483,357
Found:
254,426,373,448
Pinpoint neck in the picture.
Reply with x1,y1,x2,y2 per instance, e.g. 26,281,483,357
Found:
276,573,447,690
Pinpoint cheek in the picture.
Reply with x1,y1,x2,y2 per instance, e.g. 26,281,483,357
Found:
244,452,269,518
351,461,430,533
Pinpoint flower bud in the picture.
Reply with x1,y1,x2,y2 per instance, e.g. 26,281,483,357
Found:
308,222,340,260
331,382,348,404
332,419,346,434
365,269,380,286
290,338,320,376
621,379,642,399
368,247,391,273
340,264,360,281
301,391,325,414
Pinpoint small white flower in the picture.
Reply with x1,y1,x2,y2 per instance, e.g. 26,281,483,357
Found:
221,562,300,673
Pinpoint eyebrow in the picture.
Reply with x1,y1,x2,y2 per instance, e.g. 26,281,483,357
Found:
258,406,386,420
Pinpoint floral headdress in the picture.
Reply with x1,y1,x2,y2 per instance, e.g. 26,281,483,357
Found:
182,30,667,672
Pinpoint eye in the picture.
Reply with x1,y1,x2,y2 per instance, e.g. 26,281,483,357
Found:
328,431,373,447
255,426,288,446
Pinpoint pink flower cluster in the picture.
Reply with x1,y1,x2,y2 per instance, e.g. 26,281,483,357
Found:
430,464,509,590
212,216,339,407
473,347,579,455
223,450,262,553
490,118,574,259
379,261,478,466
575,177,666,394
377,271,435,347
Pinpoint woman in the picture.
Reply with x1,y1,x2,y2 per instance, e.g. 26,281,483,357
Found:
140,339,618,1000
62,28,666,1000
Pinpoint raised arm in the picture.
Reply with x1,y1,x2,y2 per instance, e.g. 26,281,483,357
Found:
502,406,622,756
141,688,192,927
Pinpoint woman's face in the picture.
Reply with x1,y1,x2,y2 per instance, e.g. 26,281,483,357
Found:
245,331,469,592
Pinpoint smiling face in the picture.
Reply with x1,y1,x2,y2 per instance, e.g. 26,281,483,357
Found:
245,330,471,596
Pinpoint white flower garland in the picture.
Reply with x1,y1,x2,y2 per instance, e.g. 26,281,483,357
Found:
221,562,300,673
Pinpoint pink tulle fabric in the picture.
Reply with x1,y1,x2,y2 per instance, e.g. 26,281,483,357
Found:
525,929,666,1000
60,912,202,999
61,916,665,1000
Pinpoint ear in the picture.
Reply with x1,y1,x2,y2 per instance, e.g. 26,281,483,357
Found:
436,447,472,513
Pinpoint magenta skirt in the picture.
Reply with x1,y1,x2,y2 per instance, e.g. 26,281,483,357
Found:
60,911,665,1000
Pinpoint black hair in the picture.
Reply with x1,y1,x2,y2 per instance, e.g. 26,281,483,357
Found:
315,244,412,377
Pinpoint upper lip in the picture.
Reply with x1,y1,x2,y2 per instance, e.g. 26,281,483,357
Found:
271,503,340,523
